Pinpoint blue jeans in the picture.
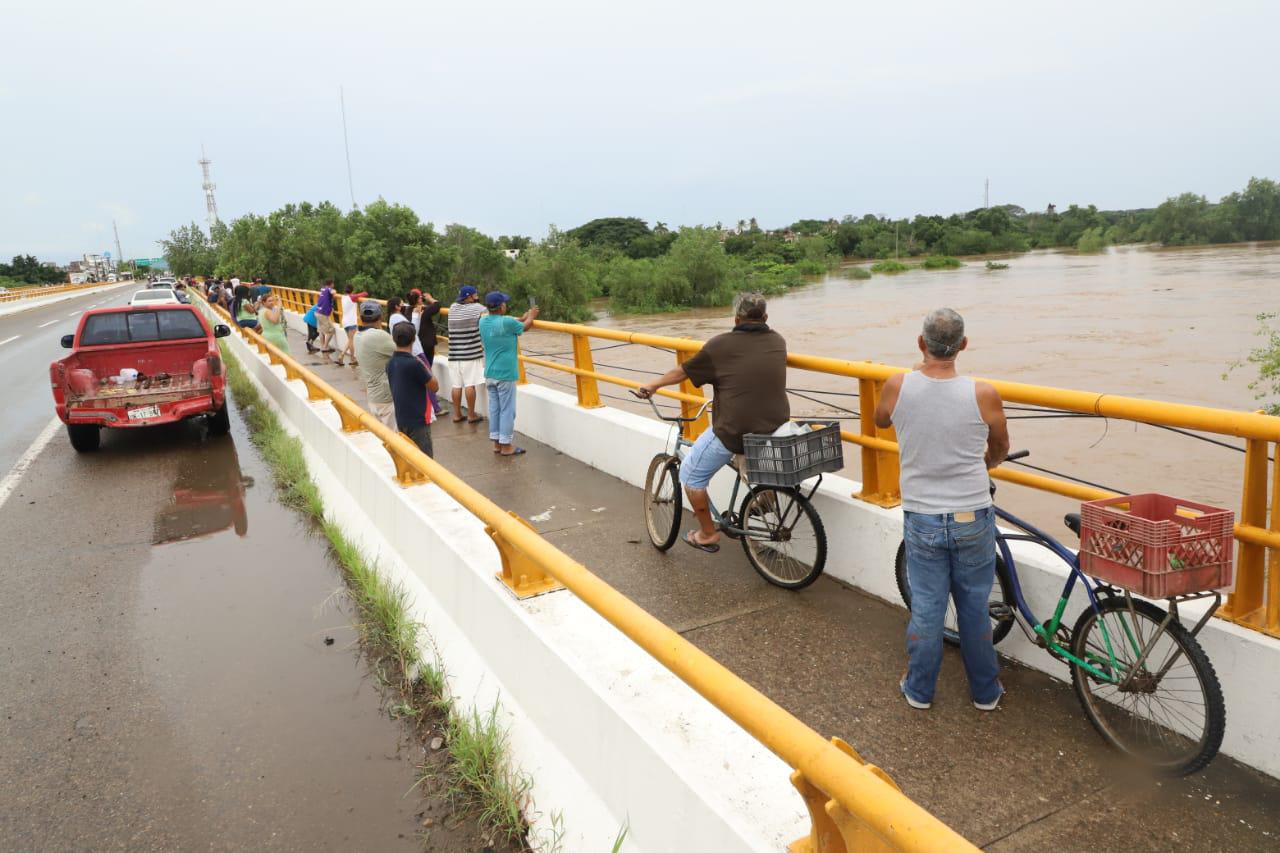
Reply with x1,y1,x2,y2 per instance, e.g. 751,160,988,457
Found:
903,506,1002,705
487,379,517,444
678,429,734,488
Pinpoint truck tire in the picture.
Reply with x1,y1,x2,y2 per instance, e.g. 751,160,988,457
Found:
208,401,231,435
67,424,100,453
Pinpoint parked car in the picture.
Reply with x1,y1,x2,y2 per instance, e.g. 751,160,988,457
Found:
50,304,233,452
130,288,181,306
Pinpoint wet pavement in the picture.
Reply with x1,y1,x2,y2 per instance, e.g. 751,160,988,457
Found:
300,337,1280,851
0,403,482,849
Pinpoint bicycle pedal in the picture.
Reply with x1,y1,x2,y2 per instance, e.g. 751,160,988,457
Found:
989,604,1014,622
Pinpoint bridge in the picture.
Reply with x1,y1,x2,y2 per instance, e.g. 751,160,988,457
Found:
4,280,1279,851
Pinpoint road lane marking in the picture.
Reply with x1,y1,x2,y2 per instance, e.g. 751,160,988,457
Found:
0,417,61,512
38,319,59,328
0,335,19,346
68,310,81,317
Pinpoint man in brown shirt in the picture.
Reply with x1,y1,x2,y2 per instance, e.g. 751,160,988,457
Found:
638,293,789,552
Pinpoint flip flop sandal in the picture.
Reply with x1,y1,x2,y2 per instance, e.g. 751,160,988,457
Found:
451,416,466,423
500,447,527,456
684,530,720,553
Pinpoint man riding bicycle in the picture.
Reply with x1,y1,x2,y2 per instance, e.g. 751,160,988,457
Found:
637,292,789,553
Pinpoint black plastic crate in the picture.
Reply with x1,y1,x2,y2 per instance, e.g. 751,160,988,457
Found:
742,421,843,487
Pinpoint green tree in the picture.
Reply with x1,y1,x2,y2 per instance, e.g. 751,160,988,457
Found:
161,222,217,276
342,199,452,298
659,227,745,307
1076,227,1107,254
508,227,595,322
566,217,652,255
443,224,510,289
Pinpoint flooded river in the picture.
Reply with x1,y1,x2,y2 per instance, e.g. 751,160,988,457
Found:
523,242,1280,537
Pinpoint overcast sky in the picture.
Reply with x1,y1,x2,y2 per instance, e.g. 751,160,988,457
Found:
3,1,1276,262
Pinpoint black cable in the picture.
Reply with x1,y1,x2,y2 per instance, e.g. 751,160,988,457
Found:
1006,459,1125,494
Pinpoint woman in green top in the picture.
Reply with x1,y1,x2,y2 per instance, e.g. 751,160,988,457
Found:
232,285,260,330
257,293,289,353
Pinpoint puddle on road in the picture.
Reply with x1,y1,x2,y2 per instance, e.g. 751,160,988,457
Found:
127,419,474,850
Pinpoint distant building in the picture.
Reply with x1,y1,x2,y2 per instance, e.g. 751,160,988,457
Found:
503,248,521,260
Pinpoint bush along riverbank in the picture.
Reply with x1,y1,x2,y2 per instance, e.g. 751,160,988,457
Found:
221,345,539,851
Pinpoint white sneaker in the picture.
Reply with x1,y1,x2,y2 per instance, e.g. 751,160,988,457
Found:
899,678,931,710
973,686,1005,712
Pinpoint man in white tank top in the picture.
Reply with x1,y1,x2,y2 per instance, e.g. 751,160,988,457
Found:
875,308,1010,712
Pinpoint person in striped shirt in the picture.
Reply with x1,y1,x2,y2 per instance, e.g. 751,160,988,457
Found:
446,285,487,423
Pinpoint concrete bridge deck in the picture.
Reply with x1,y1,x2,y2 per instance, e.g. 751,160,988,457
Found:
301,348,1280,851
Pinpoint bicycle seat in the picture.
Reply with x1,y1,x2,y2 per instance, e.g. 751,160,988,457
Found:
1064,512,1082,538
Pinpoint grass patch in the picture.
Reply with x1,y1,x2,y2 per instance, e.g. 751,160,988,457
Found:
843,266,872,280
870,259,910,274
920,255,962,269
220,342,533,848
985,260,1010,270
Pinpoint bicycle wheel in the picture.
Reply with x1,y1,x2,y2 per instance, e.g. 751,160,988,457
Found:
738,486,826,589
1070,596,1225,775
643,454,682,551
894,541,1014,646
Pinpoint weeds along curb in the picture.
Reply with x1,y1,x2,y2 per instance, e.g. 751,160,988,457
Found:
220,343,534,847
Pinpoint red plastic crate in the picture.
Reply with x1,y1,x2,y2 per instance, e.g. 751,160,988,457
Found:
1078,493,1234,598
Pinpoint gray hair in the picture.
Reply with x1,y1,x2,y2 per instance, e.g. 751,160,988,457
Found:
922,307,965,358
734,291,767,321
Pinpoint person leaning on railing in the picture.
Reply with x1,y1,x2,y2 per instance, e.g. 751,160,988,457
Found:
353,300,399,430
637,292,789,553
873,307,1010,713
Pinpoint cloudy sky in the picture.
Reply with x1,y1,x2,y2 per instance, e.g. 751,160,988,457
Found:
3,0,1276,262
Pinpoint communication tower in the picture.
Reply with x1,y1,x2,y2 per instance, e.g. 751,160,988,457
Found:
984,177,990,209
199,146,220,229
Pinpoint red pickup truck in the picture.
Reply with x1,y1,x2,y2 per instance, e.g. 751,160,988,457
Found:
50,304,233,452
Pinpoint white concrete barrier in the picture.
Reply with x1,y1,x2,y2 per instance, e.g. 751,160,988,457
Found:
0,281,134,318
225,304,808,851
510,383,1280,780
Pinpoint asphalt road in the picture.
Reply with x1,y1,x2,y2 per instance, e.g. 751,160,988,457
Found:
0,283,135,477
0,393,487,849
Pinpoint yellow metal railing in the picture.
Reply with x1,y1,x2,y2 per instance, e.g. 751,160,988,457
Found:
262,283,1280,638
0,280,124,305
203,290,975,853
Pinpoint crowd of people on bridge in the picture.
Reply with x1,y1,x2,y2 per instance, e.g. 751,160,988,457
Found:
209,273,1008,712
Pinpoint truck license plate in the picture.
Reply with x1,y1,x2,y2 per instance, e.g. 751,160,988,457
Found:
128,404,160,421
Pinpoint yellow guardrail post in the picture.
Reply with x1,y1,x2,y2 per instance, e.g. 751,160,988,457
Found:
675,349,710,440
516,338,528,385
789,737,903,853
1224,437,1269,626
1269,443,1280,633
571,333,603,408
854,375,901,507
384,432,431,488
489,511,565,598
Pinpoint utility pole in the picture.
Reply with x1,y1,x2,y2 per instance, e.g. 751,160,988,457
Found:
984,177,990,209
199,146,219,230
340,85,357,211
113,220,124,268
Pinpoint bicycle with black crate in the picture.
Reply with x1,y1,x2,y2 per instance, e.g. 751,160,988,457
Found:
635,393,843,589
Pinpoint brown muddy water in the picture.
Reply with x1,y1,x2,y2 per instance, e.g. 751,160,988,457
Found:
522,242,1280,540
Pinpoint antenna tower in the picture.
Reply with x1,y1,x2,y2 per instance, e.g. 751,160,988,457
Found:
113,220,124,266
199,146,220,229
984,177,990,209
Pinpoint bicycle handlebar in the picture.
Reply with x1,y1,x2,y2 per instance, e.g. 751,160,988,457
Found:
630,389,713,423
1005,449,1030,463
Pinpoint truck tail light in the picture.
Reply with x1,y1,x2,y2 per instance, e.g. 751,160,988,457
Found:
207,354,222,376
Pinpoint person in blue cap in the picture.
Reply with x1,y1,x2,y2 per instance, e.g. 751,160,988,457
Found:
479,291,538,456
447,285,487,422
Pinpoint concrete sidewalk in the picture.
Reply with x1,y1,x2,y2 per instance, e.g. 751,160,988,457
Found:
294,340,1280,851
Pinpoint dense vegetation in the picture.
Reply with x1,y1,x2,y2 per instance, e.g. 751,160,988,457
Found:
161,176,1280,322
0,254,65,287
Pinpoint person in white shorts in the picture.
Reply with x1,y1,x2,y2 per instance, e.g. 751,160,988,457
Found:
446,285,487,423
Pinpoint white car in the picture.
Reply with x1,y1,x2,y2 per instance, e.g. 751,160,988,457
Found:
129,288,181,306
